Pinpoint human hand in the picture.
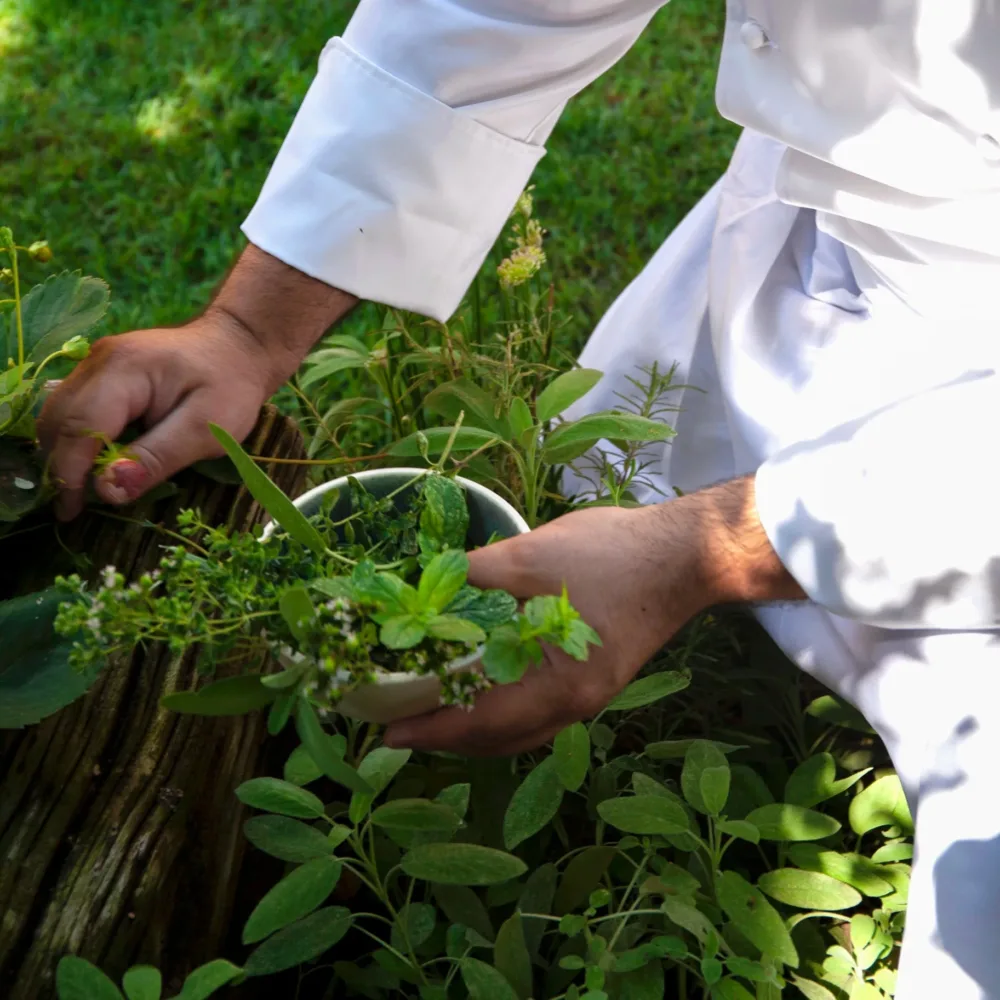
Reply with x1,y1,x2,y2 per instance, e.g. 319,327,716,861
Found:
383,479,804,756
38,245,357,520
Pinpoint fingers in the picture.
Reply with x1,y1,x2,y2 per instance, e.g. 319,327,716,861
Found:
39,360,154,521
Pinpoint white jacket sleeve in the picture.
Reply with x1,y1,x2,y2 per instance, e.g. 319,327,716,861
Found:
242,1,666,321
755,369,1000,630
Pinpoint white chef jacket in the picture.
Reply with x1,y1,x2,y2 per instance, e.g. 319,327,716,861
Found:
242,1,1000,633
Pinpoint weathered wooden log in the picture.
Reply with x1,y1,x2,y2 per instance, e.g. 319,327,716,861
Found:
0,407,307,998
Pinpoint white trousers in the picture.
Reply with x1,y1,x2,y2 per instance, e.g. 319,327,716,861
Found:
571,130,1000,999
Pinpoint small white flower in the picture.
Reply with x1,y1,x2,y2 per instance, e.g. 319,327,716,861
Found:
333,668,352,686
102,565,117,589
86,617,101,632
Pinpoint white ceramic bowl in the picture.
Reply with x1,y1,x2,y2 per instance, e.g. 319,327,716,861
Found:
261,469,529,724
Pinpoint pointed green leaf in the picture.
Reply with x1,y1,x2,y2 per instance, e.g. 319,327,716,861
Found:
617,957,665,999
55,957,123,1000
418,549,471,611
718,819,760,845
371,799,462,836
758,869,862,910
283,734,347,787
535,369,603,423
295,698,372,795
785,753,869,808
598,795,689,837
379,614,426,649
518,863,557,956
244,815,335,863
494,914,533,999
122,966,161,1000
349,746,412,819
681,740,730,816
553,722,590,792
460,958,519,1000
542,412,673,465
504,756,565,850
243,857,343,944
419,475,469,551
608,670,690,711
445,586,517,630
554,846,617,914
300,347,368,390
849,775,913,836
644,739,745,760
434,884,495,942
805,695,875,734
424,378,510,438
745,804,841,842
786,845,894,897
391,902,438,952
710,980,756,1000
244,907,352,976
21,272,109,361
426,615,486,644
176,960,243,1000
391,427,499,457
160,675,275,716
508,396,535,442
402,844,527,885
278,586,314,643
236,777,325,819
715,871,798,968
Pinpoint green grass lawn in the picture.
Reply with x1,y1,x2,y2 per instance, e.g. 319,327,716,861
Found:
1,0,737,352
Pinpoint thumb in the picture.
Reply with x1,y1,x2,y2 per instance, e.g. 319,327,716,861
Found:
94,390,245,505
467,531,541,597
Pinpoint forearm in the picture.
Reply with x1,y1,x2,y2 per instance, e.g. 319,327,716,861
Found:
207,243,358,387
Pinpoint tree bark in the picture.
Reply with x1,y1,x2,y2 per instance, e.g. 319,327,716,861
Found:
0,407,307,999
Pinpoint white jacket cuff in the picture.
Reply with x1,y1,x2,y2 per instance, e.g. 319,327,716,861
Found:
754,371,1000,630
241,39,545,322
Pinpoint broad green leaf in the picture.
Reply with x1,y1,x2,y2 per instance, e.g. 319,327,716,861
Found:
122,966,161,1000
518,863,557,957
791,975,838,1000
295,698,372,795
504,756,565,850
300,347,367,390
785,753,869,808
598,795,690,837
20,272,109,361
461,958,519,1000
786,845,894,897
553,723,590,792
420,475,469,551
508,396,535,442
284,734,347,787
278,586,314,643
392,902,438,951
436,782,471,819
745,804,841,842
715,871,798,968
236,777,325,819
446,586,517,629
379,614,426,649
758,869,862,911
209,424,326,553
554,846,617,914
350,563,415,614
426,614,486,644
542,412,674,465
871,842,913,863
244,815,335,863
805,695,875,734
645,739,745,760
642,862,701,898
434,884,495,942
849,775,913,836
391,426,499,457
418,549,470,611
681,740,731,816
176,960,243,1000
55,956,123,1000
718,819,760,845
710,980,756,1000
482,624,532,684
349,746,412,820
161,675,275,716
617,958,665,1000
245,907,352,976
372,799,462,836
402,843,527,885
535,368,603,423
661,897,717,944
424,378,510,438
848,984,884,1000
495,914,533,999
0,589,102,729
243,857,343,944
608,670,690,712
850,914,876,952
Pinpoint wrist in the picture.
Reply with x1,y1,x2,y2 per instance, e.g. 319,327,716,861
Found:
657,476,805,608
208,243,358,388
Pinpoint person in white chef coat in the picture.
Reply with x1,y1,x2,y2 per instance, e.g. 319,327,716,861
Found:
39,3,1000,996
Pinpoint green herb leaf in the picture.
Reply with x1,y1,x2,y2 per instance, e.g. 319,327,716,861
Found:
717,819,760,845
644,739,746,760
709,980,756,1000
535,369,603,423
122,966,161,1000
418,549,470,611
745,803,841,842
424,378,510,438
541,412,674,465
372,799,462,837
784,753,869,808
554,846,617,915
419,475,470,551
295,699,372,794
445,586,518,629
20,272,109,362
508,396,535,442
504,756,565,850
175,960,244,1000
715,870,798,968
55,956,123,1000
300,345,368,390
849,774,914,835
243,857,343,944
244,907,352,977
494,914,533,999
786,845,894,897
391,902,438,952
161,675,275,716
244,815,335,863
434,884,495,942
380,614,427,649
607,670,690,712
460,958,519,1000
350,562,417,615
681,740,731,816
804,694,875,734
789,977,838,1000
482,625,532,683
402,844,527,886
278,586,315,643
553,722,590,792
757,869,862,911
598,795,690,837
426,615,486,644
236,777,325,819
209,424,326,554
283,734,347,787
518,863,557,957
391,427,500,457
349,746,413,821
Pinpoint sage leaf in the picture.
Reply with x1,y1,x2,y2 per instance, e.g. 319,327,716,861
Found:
244,907,352,976
402,844,527,885
55,957,123,1000
715,871,798,968
243,857,343,944
122,966,161,1000
598,795,690,837
745,803,841,842
608,670,690,712
244,816,335,864
681,740,731,816
504,756,565,850
535,368,603,423
848,774,914,835
553,722,590,792
757,869,862,910
175,960,243,1000
161,675,275,717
